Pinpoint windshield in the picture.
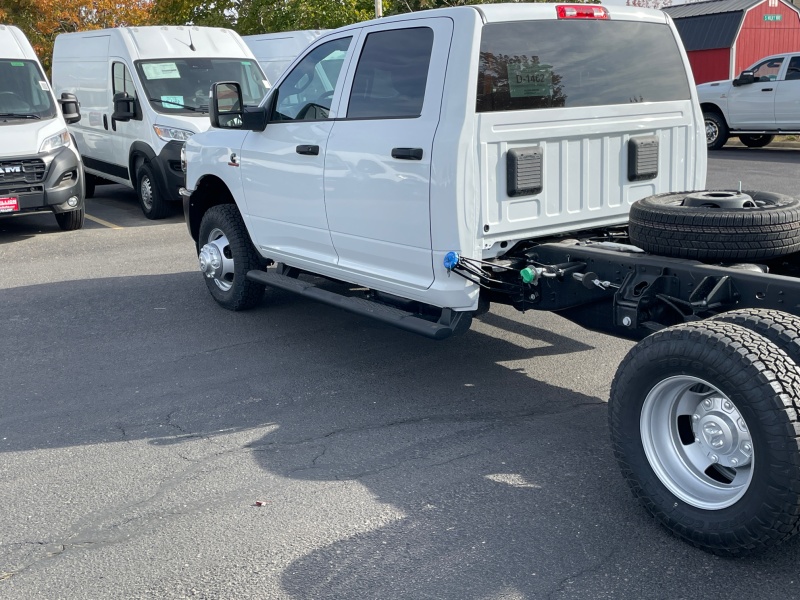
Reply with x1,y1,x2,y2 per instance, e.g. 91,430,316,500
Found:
0,59,57,122
135,58,269,115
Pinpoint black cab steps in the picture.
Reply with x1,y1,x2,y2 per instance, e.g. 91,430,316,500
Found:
246,268,457,340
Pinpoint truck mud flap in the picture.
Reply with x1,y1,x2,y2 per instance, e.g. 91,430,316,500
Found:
246,269,457,340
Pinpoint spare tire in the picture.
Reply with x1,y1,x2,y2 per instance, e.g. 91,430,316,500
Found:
629,190,800,261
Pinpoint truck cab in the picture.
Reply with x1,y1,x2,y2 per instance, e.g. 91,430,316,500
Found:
0,24,85,231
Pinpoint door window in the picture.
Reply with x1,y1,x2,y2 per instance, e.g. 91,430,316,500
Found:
112,62,136,99
271,37,352,121
751,58,783,82
347,28,434,119
785,56,800,81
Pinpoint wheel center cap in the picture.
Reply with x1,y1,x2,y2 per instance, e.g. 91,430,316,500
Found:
693,395,753,468
198,243,222,279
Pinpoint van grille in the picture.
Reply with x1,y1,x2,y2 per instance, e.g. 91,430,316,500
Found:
0,159,47,184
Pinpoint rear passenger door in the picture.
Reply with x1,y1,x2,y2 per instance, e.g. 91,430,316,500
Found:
324,19,452,290
728,57,783,129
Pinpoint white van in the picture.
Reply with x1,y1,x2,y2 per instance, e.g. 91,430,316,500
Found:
52,26,268,219
0,24,85,230
243,30,328,85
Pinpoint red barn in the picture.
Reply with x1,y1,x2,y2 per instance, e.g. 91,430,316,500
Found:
664,0,800,84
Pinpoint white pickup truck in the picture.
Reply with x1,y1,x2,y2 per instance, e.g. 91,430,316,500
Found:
183,4,800,556
699,52,800,149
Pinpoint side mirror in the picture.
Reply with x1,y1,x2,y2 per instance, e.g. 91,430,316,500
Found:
733,70,755,87
210,81,244,129
112,92,135,121
58,92,81,124
210,81,268,132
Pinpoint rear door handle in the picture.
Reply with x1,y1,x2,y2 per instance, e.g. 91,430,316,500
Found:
391,147,423,160
762,88,774,92
296,145,319,156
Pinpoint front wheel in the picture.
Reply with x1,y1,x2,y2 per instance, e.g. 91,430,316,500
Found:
739,134,774,148
197,204,265,311
609,320,800,555
136,162,171,220
54,208,85,231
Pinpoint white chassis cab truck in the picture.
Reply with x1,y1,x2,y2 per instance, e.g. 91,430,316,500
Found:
183,4,800,555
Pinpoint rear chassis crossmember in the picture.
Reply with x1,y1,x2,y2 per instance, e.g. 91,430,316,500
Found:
453,229,800,341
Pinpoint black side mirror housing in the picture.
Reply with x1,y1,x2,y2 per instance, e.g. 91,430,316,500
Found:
733,70,755,87
112,92,135,121
58,92,81,124
210,81,267,132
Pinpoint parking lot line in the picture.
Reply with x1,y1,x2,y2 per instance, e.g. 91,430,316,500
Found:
86,214,123,229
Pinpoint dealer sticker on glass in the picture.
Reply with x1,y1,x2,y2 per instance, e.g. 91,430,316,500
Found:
0,197,20,213
507,63,553,98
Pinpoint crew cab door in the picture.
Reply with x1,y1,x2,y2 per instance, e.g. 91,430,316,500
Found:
775,55,800,129
240,35,355,264
728,57,783,129
323,19,452,289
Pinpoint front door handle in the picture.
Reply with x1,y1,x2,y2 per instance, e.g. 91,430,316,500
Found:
391,147,423,160
296,145,319,156
762,88,774,92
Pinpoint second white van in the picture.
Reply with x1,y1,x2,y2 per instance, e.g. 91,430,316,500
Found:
52,26,269,219
243,30,328,85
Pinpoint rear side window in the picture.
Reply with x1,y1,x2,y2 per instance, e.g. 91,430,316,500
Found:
347,27,434,119
477,20,691,113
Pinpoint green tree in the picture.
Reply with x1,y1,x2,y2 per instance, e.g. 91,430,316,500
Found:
149,0,238,28
236,0,374,35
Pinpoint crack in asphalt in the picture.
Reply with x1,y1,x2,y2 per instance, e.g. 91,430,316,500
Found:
545,549,616,600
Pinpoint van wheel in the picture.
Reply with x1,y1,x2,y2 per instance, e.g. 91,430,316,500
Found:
609,320,800,556
198,204,265,311
704,111,729,150
137,162,170,220
628,190,800,261
54,208,85,231
739,134,774,148
85,173,96,199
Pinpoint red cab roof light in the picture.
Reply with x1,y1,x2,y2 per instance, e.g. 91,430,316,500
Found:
556,5,610,19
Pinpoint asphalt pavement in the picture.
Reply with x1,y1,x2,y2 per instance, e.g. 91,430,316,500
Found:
2,149,800,599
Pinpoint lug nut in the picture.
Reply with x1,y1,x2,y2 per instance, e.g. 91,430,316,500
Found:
710,454,719,464
731,458,739,466
703,399,713,409
723,401,733,411
692,414,700,421
743,443,752,453
738,418,748,432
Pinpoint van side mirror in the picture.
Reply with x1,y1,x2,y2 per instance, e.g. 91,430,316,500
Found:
112,92,135,121
733,70,755,87
210,81,267,132
58,92,81,124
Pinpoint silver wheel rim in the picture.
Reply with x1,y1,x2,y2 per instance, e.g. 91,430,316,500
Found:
198,227,234,292
705,119,719,145
641,375,754,510
140,175,154,211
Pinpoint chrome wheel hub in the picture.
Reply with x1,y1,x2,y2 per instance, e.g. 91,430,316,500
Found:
140,177,153,211
198,228,234,292
641,375,754,510
705,120,718,144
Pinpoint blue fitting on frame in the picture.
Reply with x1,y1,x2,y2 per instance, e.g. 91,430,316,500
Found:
443,251,460,270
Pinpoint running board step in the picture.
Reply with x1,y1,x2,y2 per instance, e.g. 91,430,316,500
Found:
246,269,455,340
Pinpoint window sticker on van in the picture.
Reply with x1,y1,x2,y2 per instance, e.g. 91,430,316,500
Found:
160,95,184,108
10,62,24,67
507,62,552,98
142,63,181,80
38,81,49,91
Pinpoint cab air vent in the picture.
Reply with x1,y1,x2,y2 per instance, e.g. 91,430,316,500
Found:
628,135,659,182
507,146,543,197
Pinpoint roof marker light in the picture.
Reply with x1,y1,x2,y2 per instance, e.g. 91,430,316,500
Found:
556,5,610,19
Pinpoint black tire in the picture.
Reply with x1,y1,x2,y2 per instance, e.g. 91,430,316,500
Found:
704,111,729,150
136,162,171,220
54,208,85,231
85,173,96,199
197,204,265,311
609,320,800,556
711,309,800,366
739,134,774,148
628,190,800,261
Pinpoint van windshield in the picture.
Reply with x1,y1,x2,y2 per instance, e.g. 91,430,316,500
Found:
135,58,268,115
0,59,57,121
477,20,691,112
